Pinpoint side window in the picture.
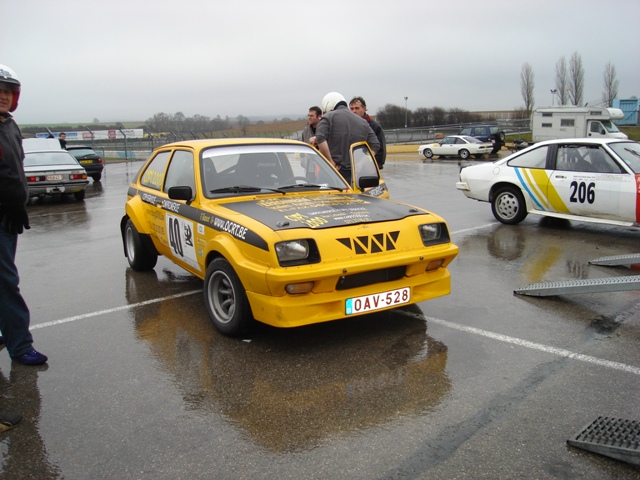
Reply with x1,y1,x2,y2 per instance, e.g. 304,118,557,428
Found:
507,145,549,169
584,146,623,173
590,122,605,134
164,150,195,197
459,128,471,136
140,151,171,190
352,145,379,187
455,137,465,144
555,145,596,172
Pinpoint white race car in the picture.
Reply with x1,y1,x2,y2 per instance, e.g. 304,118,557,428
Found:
455,138,640,227
418,135,493,160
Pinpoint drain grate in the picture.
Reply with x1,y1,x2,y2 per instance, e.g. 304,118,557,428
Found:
567,416,640,466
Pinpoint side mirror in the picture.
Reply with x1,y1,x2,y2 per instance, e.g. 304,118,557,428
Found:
168,186,193,202
358,176,380,190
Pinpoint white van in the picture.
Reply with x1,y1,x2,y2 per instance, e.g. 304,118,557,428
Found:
531,106,628,142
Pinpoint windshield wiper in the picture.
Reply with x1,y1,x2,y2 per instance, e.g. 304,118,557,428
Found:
209,185,285,194
278,183,345,191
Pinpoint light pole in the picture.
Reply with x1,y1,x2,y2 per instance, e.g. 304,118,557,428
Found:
404,96,408,128
550,89,557,106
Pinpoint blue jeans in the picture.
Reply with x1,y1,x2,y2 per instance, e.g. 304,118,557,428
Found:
0,218,33,357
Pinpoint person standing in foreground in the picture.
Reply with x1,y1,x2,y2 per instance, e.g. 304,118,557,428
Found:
301,106,322,146
315,92,380,184
349,96,386,169
0,64,48,367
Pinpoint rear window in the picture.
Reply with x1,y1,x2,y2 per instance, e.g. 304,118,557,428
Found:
68,148,96,156
24,151,80,167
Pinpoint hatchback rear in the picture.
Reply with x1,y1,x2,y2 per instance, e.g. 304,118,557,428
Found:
66,145,104,181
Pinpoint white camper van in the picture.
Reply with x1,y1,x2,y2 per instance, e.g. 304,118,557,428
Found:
531,106,628,142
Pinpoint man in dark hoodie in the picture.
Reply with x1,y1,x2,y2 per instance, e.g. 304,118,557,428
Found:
0,64,48,370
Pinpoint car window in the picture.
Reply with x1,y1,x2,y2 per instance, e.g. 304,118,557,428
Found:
201,145,346,197
459,128,472,136
352,144,379,188
474,127,488,136
507,145,549,169
555,145,602,172
24,151,80,167
68,148,96,156
164,150,195,196
490,127,499,135
455,137,466,144
608,142,640,173
585,146,624,173
140,151,171,190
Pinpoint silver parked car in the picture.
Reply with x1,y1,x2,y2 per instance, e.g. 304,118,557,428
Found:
24,149,89,201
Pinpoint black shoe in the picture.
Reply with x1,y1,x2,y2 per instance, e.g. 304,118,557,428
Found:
0,412,22,432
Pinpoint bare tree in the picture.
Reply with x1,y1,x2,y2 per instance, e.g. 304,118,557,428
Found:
568,51,585,106
555,57,568,106
602,62,619,107
520,62,535,115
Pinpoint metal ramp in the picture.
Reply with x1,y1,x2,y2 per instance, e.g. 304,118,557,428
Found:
567,416,640,466
515,253,640,297
589,254,640,266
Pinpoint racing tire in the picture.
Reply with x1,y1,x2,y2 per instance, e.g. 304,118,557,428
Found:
124,219,158,271
204,258,252,337
423,148,434,159
74,190,85,201
459,149,470,160
491,186,528,224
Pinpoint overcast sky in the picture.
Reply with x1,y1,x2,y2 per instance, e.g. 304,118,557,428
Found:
3,0,639,125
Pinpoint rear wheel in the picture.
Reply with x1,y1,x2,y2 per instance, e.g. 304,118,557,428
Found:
124,219,158,270
491,186,528,224
204,258,252,337
74,190,85,201
459,149,470,160
92,173,102,182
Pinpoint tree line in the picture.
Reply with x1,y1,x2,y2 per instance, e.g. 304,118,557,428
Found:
519,52,620,117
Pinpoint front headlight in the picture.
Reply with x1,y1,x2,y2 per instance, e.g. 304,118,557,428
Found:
419,222,450,246
276,240,309,262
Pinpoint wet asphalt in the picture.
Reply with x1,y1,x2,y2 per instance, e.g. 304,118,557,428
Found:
1,151,639,479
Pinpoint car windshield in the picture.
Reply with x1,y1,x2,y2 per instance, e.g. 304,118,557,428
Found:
200,144,348,197
601,120,621,134
24,151,80,167
608,142,640,173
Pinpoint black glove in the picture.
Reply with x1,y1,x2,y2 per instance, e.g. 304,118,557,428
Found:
1,204,30,235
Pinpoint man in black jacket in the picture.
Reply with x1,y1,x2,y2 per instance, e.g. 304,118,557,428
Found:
0,64,48,367
349,96,386,169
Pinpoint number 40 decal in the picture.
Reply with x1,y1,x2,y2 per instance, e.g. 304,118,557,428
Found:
570,181,595,204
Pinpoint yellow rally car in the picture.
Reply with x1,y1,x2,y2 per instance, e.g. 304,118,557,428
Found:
121,138,458,336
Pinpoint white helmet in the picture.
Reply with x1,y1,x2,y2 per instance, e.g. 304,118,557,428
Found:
0,64,21,112
321,92,346,113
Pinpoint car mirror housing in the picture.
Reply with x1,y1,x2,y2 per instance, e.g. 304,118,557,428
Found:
358,176,380,190
168,186,193,203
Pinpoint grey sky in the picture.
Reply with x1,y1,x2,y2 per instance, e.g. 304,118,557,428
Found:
4,0,639,125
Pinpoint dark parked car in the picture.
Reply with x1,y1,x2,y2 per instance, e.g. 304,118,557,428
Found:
66,145,104,181
458,125,505,154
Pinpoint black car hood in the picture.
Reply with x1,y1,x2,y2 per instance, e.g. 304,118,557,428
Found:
223,194,427,230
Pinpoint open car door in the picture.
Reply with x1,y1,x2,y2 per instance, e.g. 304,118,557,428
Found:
350,142,389,198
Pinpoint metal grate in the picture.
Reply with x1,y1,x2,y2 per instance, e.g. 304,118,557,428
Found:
589,254,640,266
514,275,640,296
567,416,640,466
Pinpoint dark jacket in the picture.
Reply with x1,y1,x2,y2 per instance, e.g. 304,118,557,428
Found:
365,115,386,169
0,114,28,207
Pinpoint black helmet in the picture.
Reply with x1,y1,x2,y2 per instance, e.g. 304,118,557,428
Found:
0,64,21,112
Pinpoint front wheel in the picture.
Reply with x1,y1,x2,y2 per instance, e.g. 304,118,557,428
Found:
423,148,433,159
204,258,252,337
491,186,528,224
459,149,470,160
124,219,158,270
